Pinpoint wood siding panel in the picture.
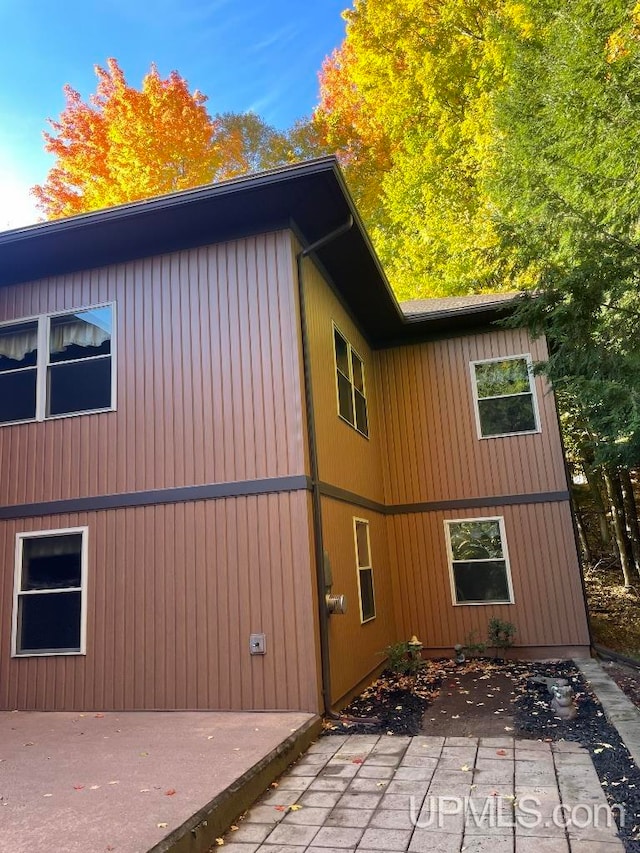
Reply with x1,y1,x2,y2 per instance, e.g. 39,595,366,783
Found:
0,492,320,712
0,232,305,507
378,329,568,504
388,501,590,652
302,258,386,502
320,497,396,706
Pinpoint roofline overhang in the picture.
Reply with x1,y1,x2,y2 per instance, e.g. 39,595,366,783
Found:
0,157,520,346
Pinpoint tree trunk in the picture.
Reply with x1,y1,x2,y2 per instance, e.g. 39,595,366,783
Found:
619,468,640,582
583,464,611,547
603,467,635,588
574,507,592,564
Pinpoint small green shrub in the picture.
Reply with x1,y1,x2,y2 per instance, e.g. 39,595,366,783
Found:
488,618,516,650
383,641,423,675
462,630,487,655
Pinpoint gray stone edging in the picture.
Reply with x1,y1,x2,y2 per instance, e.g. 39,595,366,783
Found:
576,657,640,768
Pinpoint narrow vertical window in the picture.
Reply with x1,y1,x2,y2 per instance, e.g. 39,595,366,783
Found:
13,528,88,656
354,518,376,622
471,355,539,438
445,518,514,605
333,325,369,437
0,320,38,424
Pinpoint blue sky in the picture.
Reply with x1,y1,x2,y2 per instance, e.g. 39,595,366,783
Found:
0,0,348,230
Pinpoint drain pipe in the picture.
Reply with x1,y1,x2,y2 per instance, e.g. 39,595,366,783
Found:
296,216,354,715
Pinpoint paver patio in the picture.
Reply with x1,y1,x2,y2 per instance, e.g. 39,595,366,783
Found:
224,734,626,852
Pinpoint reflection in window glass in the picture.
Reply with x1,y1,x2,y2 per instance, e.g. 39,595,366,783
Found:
446,519,512,604
0,305,115,425
473,356,537,438
0,321,38,423
47,305,113,416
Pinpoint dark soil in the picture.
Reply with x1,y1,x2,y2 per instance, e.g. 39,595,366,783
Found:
324,657,640,851
421,668,516,736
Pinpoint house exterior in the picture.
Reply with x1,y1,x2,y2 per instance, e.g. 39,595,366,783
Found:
0,158,590,714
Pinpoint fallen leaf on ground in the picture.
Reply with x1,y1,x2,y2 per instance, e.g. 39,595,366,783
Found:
496,749,507,756
165,789,176,796
290,804,302,811
157,823,168,829
73,785,85,791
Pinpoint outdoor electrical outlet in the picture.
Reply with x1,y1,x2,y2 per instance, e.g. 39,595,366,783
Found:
249,633,266,655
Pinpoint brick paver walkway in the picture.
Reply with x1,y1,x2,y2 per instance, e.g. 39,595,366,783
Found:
223,734,625,852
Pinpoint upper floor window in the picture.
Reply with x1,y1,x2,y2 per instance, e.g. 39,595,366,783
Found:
0,304,115,425
333,325,369,437
470,354,539,439
12,527,88,656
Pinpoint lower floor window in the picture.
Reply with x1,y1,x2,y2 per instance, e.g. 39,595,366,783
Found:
13,528,87,656
445,517,514,605
354,518,376,622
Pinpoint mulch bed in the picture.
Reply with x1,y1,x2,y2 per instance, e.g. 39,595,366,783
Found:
602,659,640,711
324,657,640,851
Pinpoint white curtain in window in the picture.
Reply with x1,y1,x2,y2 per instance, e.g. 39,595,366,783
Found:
0,327,38,362
50,320,110,355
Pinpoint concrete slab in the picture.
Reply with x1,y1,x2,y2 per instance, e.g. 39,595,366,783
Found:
0,709,319,853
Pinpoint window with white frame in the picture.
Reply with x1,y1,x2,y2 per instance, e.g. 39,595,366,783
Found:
354,518,376,622
0,303,114,425
470,355,539,439
13,528,88,656
445,517,514,605
333,325,369,437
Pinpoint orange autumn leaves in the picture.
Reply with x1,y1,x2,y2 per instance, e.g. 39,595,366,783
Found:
34,59,241,219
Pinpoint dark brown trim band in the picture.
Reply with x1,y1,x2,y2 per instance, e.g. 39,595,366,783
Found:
0,475,314,521
318,483,386,514
0,478,571,522
318,482,571,515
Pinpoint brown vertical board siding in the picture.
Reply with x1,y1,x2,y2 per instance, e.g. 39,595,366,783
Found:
301,257,386,503
378,329,568,504
0,492,320,712
387,501,589,653
0,232,305,507
320,497,396,706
